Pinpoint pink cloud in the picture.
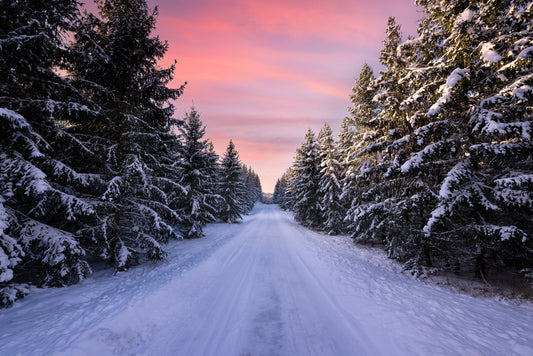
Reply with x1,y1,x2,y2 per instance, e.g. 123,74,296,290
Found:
115,0,423,192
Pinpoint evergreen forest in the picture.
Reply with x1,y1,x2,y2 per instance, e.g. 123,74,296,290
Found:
274,1,533,281
0,0,262,306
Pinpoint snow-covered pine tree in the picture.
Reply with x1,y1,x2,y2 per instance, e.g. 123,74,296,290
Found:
341,64,380,231
176,109,221,238
398,0,533,275
273,179,283,204
70,0,186,269
219,140,247,223
242,165,254,214
317,124,345,234
338,119,358,176
339,64,379,167
0,0,104,306
345,18,423,262
287,129,322,228
273,171,291,210
205,141,223,217
242,166,263,212
252,169,263,204
347,0,533,275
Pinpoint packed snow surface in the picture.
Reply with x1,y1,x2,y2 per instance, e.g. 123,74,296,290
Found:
1,204,533,355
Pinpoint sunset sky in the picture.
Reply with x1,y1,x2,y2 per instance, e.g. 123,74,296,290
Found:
93,0,423,192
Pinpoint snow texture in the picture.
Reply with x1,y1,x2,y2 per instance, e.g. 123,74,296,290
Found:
495,174,533,189
480,43,503,63
400,141,447,173
0,108,31,131
0,198,15,283
458,9,474,23
428,68,470,116
504,73,533,101
518,46,533,59
1,204,532,356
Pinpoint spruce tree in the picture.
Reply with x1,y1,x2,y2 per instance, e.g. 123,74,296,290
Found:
402,0,533,275
70,0,186,269
345,18,422,262
176,109,221,238
273,179,283,204
242,165,254,214
205,141,223,216
0,0,95,305
317,123,345,234
341,64,379,230
242,166,263,212
219,140,247,223
273,172,291,210
347,0,533,275
288,129,322,228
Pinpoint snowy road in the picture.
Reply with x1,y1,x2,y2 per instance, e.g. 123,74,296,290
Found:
1,204,533,355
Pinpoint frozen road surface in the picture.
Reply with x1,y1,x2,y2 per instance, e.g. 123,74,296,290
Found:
1,203,533,355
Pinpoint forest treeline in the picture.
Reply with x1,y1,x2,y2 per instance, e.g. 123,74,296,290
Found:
0,0,261,306
275,1,533,281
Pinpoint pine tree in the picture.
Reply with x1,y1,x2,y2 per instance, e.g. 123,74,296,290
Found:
70,0,186,269
219,140,247,223
345,18,422,262
242,165,254,214
273,172,291,210
205,141,223,216
402,0,533,275
317,124,345,234
273,179,283,204
341,64,379,227
242,166,263,212
346,0,533,275
253,170,263,204
0,0,97,306
288,129,322,228
176,109,221,238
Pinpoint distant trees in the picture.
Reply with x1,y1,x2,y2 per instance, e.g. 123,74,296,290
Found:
0,0,261,306
273,172,291,210
243,165,263,212
276,0,533,279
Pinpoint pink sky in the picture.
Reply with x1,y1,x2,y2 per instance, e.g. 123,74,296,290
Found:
93,0,423,193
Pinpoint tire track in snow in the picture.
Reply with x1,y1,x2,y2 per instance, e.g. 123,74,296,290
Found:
273,220,383,355
2,204,533,356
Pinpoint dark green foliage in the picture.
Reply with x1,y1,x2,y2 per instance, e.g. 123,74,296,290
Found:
287,130,322,228
317,124,346,234
273,172,291,210
243,165,263,213
176,109,222,238
219,140,247,223
70,0,186,269
0,0,95,306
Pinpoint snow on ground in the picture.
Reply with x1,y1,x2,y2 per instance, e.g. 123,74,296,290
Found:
1,203,533,356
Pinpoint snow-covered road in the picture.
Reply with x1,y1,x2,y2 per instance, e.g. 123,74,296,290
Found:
1,203,533,355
